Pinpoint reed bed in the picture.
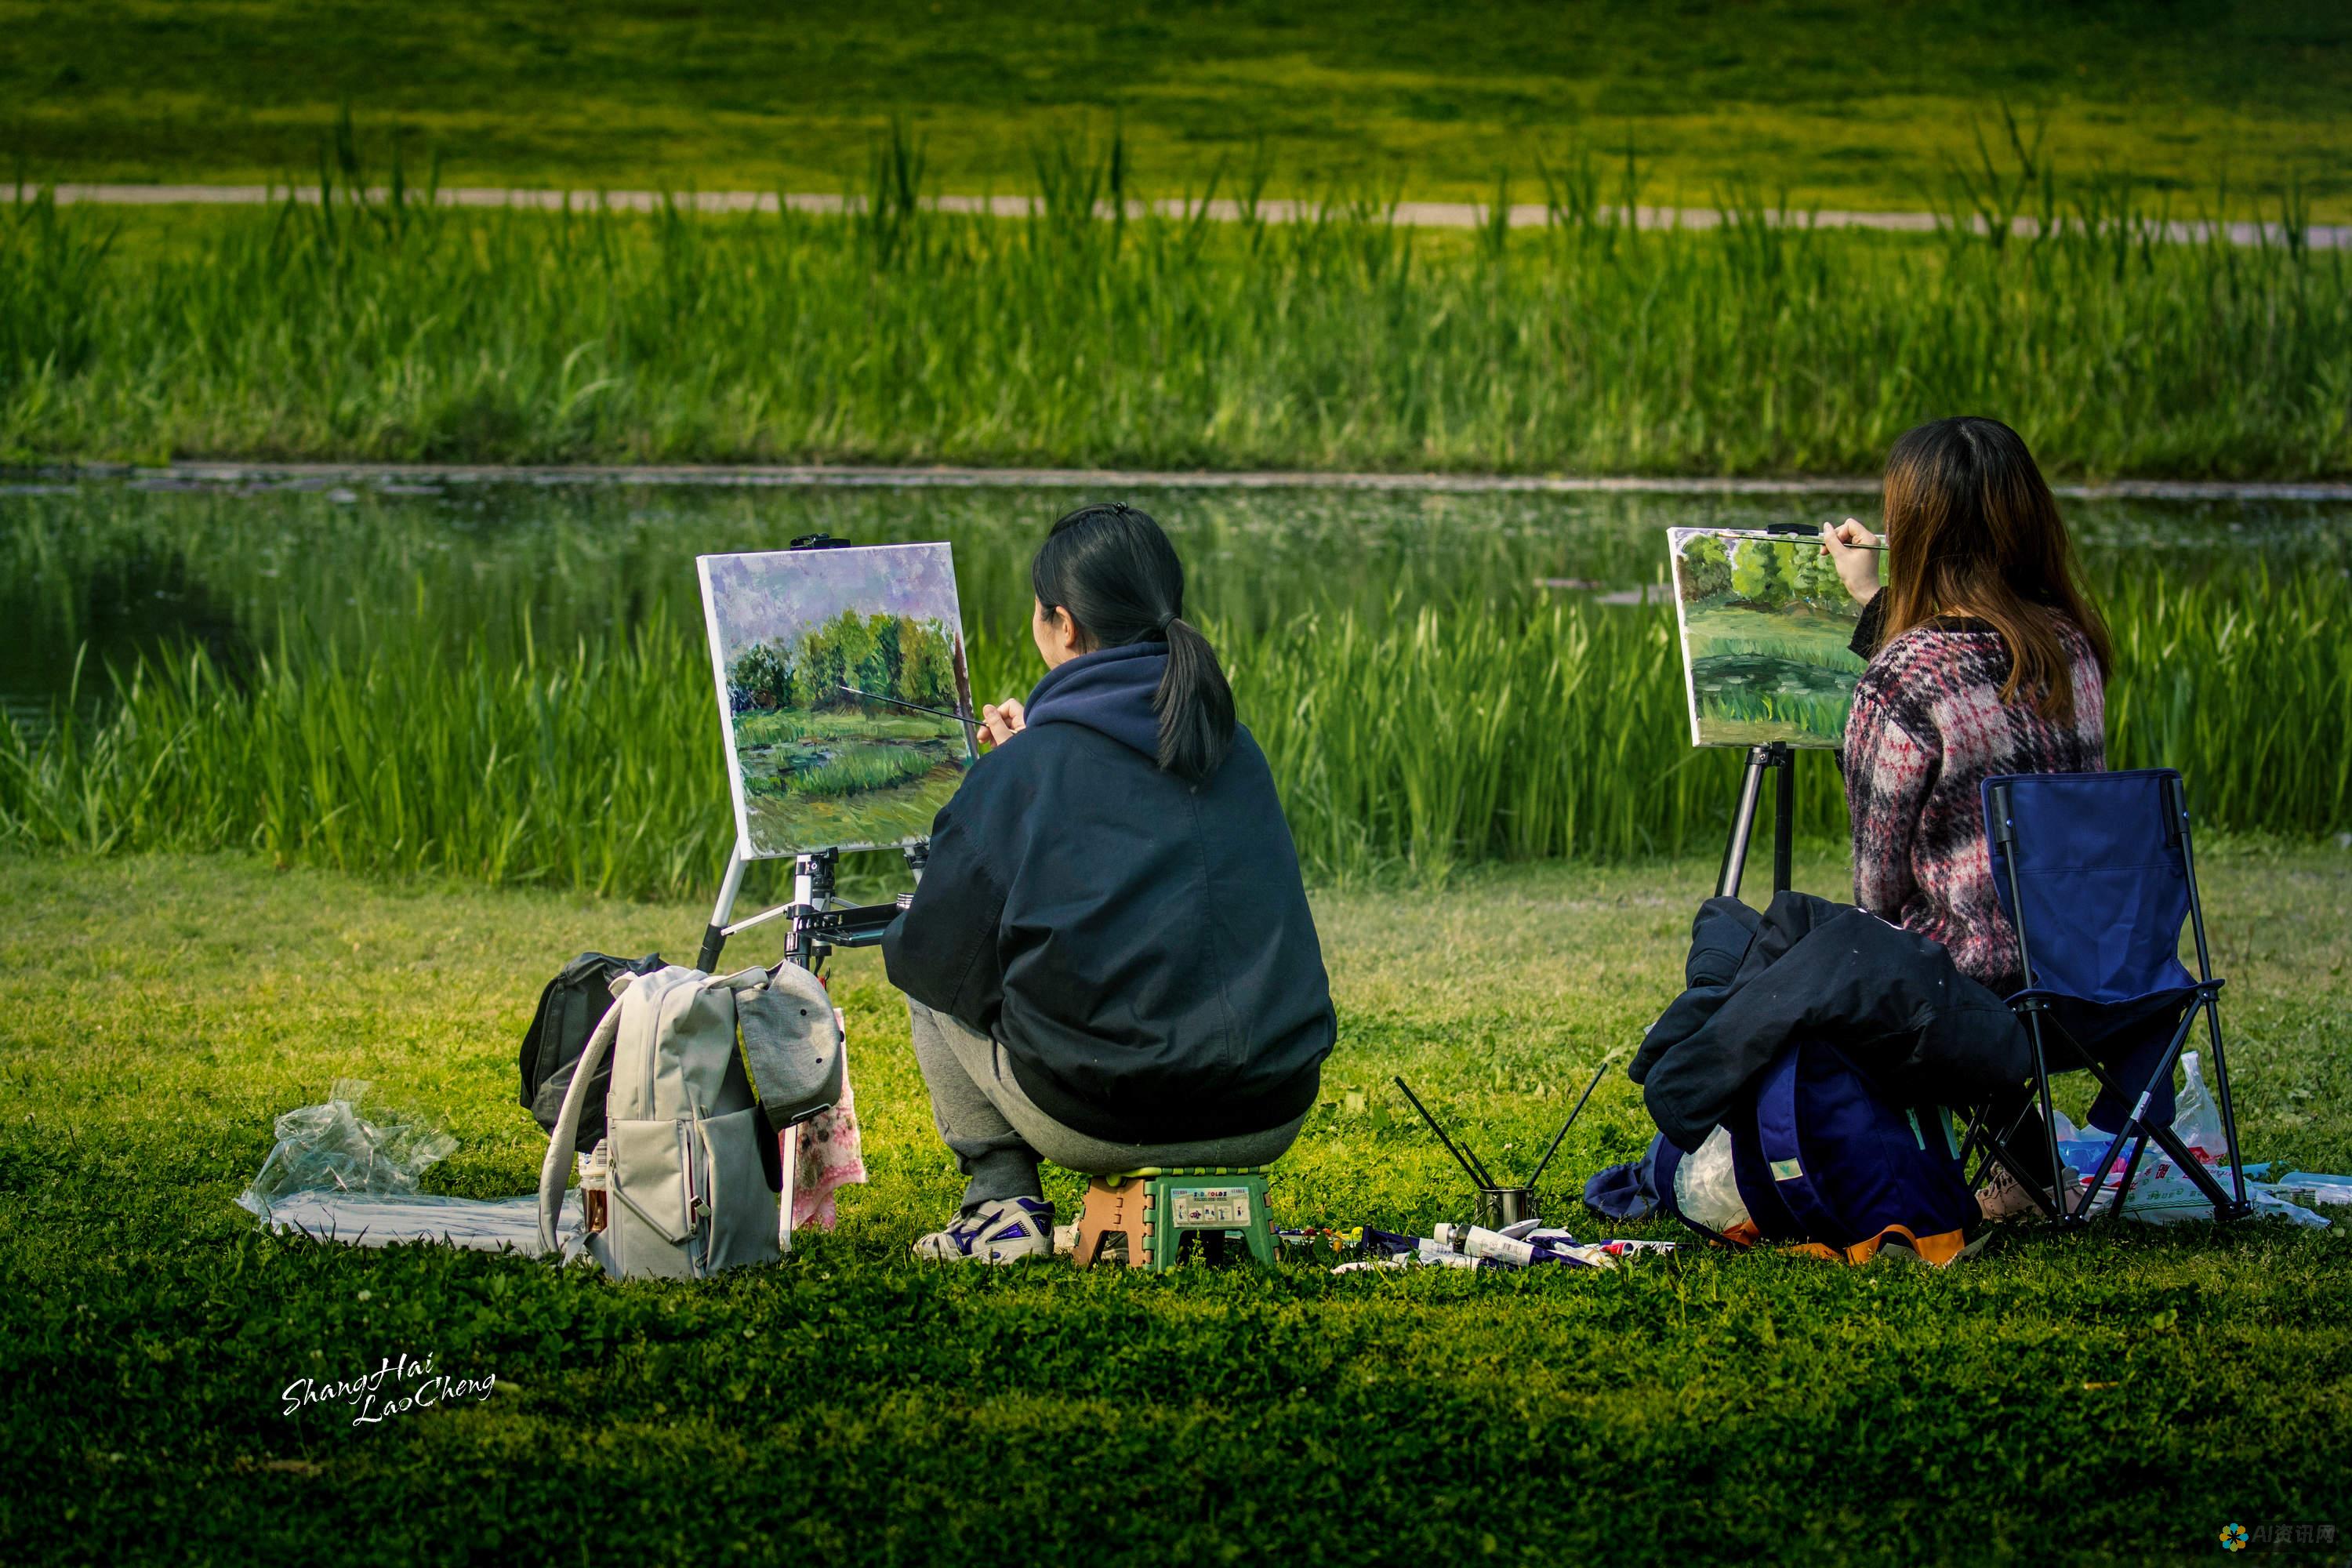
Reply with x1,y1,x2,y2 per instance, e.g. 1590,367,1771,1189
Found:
772,742,948,798
2,141,2347,477
5,564,2343,895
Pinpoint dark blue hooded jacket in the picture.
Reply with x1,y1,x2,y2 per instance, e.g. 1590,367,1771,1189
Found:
882,642,1335,1142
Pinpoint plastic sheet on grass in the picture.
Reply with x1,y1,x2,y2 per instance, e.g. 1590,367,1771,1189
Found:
237,1079,583,1257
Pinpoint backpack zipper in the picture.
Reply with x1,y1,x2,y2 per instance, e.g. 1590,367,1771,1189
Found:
677,1120,704,1273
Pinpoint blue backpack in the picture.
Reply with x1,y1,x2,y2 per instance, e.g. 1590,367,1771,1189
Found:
1656,1040,1981,1265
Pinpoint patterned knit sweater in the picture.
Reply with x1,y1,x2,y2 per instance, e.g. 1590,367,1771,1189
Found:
1840,597,2106,988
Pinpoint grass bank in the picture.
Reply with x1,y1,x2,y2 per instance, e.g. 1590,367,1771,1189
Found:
0,848,2343,1564
5,1,2350,218
3,164,2349,477
5,561,2346,894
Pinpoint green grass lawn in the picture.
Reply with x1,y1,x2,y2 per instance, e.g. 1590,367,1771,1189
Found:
2,844,2347,1563
3,0,2349,219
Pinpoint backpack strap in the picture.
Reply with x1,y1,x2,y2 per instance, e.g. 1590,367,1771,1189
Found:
1752,1044,1844,1246
537,987,630,1254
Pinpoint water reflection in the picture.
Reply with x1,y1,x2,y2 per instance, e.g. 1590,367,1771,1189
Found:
4,475,2347,716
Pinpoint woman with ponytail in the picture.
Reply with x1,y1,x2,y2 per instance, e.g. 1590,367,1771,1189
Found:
882,503,1336,1262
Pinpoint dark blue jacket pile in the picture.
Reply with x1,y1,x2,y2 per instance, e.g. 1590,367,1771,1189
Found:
881,643,1335,1144
1629,891,2031,1152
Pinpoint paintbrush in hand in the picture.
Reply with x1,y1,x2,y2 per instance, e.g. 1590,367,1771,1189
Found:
836,684,976,725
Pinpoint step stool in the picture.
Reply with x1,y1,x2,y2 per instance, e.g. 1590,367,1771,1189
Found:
1069,1167,1275,1272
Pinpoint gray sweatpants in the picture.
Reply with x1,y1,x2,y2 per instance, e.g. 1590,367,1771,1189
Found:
906,999,1310,1212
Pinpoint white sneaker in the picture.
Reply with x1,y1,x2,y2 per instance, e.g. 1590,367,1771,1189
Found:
912,1196,1055,1263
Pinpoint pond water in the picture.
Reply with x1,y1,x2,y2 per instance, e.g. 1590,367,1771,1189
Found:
5,475,2350,724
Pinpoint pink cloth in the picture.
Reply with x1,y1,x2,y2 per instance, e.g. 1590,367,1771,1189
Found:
789,1029,866,1230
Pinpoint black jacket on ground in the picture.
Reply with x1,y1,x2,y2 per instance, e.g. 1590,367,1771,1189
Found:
881,642,1335,1144
1629,891,2030,1152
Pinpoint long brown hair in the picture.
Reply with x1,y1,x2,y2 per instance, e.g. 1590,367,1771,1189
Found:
1879,416,2111,723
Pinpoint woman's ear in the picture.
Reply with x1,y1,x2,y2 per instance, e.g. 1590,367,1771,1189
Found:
1033,598,1084,667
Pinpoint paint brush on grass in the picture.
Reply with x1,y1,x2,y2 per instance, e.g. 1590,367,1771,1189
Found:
1393,1075,1497,1191
837,684,975,725
1524,1061,1610,1192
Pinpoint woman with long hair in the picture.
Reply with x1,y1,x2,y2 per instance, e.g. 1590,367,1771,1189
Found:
1823,417,2112,1215
1823,415,2112,990
882,502,1335,1262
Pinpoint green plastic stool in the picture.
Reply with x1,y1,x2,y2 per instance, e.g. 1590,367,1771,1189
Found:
1069,1166,1275,1272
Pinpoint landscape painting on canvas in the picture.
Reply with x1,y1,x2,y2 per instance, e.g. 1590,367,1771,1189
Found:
698,543,977,858
1668,528,1869,748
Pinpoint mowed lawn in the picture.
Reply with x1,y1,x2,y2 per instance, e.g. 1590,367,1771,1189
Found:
1,845,2347,1564
4,0,2350,217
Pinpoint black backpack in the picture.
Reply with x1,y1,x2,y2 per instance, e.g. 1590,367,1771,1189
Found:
519,952,666,1156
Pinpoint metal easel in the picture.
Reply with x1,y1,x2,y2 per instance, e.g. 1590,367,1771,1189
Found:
692,531,948,1251
1715,740,1796,899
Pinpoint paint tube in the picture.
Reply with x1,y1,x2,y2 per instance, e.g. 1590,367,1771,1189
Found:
1415,1238,1490,1269
1276,1226,1363,1251
1330,1257,1414,1274
1433,1223,1549,1266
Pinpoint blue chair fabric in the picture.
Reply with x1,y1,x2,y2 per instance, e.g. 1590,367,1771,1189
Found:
1975,768,2249,1225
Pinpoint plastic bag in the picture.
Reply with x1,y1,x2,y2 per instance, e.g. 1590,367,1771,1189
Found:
1672,1124,1752,1237
237,1079,458,1220
2168,1051,2229,1164
2087,1172,2329,1228
2053,1055,2326,1227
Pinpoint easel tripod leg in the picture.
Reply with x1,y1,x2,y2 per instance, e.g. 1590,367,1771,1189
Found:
1719,744,1795,899
699,851,746,971
1717,746,1771,898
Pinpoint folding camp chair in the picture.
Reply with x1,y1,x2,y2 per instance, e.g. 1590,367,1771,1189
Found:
1965,768,2253,1226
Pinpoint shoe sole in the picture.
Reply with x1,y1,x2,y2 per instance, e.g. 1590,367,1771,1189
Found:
910,1239,1054,1264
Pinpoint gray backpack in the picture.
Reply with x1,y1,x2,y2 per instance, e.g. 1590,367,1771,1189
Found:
535,961,844,1279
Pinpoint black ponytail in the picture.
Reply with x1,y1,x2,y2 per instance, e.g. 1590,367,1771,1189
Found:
1031,502,1236,785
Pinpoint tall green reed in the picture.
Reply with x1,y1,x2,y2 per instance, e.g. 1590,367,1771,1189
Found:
5,565,2344,896
2,139,2346,476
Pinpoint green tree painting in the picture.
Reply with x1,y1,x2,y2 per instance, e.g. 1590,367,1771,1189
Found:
724,610,958,715
1789,548,1851,608
1677,533,1733,601
1669,528,1867,750
1729,537,1796,607
699,543,974,856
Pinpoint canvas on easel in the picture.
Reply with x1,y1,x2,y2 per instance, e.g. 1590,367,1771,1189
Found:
697,543,978,859
1667,528,1869,749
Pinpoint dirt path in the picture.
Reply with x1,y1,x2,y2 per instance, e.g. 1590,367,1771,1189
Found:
38,459,2352,503
29,182,2351,250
